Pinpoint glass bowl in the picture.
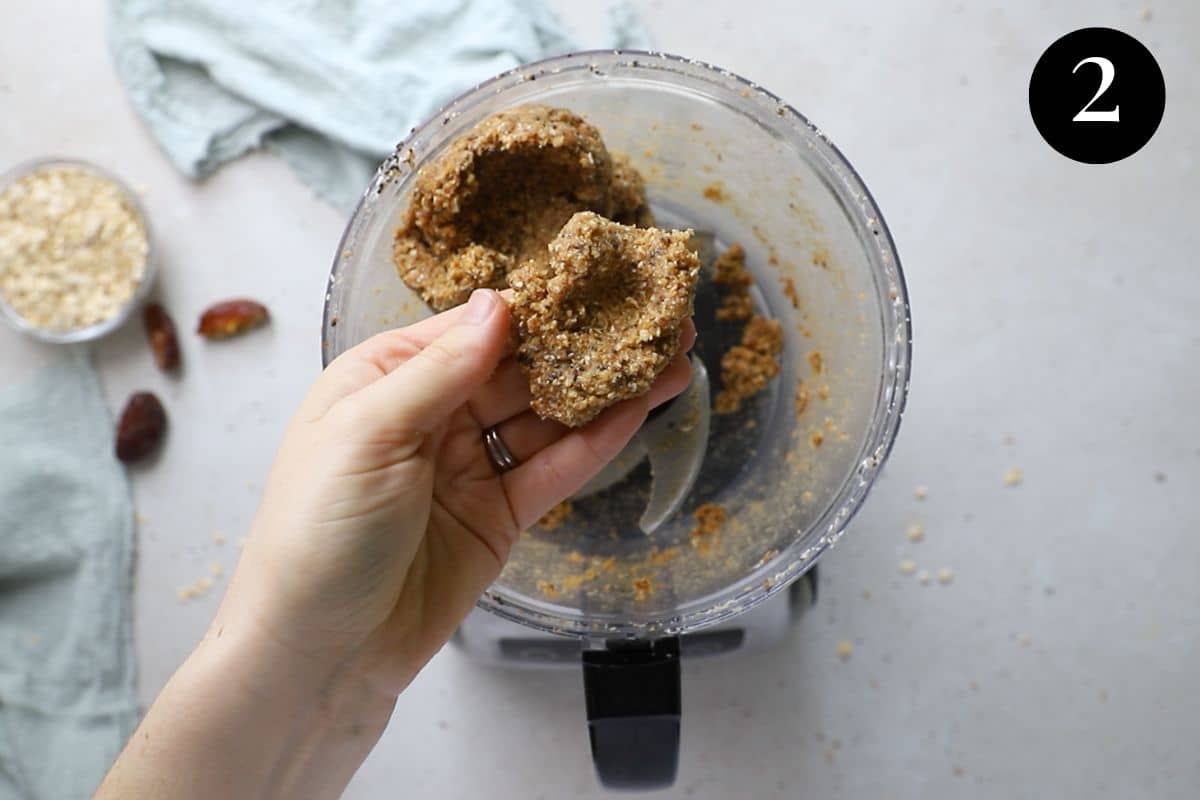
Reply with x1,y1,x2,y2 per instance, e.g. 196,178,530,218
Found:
322,51,911,639
0,158,156,344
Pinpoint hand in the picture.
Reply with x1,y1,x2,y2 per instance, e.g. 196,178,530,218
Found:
221,288,695,695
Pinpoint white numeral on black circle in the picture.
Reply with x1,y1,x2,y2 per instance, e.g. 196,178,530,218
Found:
1072,56,1120,122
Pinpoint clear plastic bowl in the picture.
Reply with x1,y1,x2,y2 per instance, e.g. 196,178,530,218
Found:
322,51,911,639
0,158,156,344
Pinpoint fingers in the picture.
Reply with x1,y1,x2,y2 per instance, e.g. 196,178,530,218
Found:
466,360,532,428
498,349,694,528
468,322,697,429
303,291,517,420
645,351,693,409
679,318,697,353
345,290,511,436
501,397,651,530
488,350,693,460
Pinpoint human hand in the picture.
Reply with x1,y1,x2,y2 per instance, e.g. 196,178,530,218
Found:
219,288,695,696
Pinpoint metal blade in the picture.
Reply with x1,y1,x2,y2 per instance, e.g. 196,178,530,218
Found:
638,356,711,534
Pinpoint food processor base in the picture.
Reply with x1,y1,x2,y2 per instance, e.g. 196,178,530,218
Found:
451,566,817,668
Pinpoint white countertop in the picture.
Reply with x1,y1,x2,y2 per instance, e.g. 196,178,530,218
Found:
3,1,1199,797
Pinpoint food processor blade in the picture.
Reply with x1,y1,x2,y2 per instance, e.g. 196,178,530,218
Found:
638,356,710,533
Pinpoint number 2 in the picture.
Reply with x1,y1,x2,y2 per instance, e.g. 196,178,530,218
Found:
1072,56,1120,122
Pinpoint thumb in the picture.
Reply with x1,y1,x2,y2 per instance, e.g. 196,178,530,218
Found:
349,289,510,434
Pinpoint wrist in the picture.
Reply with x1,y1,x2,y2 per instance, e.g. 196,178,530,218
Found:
181,613,396,799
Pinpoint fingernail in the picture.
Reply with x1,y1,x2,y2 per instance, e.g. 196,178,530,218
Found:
463,289,497,324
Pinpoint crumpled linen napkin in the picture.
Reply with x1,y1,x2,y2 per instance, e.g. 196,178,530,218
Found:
0,347,138,799
108,0,651,210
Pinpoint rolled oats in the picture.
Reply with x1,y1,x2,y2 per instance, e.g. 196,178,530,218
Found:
0,164,148,331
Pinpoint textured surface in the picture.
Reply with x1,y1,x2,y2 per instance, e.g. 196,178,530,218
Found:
510,212,697,427
393,105,650,311
1,1,1198,798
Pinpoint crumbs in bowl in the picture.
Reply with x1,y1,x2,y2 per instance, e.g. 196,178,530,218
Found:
0,164,149,332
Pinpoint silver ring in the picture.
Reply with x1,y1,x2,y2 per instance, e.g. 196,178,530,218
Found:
482,426,519,473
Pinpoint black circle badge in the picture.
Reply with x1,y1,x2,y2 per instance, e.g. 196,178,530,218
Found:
1029,27,1165,164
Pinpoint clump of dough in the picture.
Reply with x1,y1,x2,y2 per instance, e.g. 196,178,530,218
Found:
393,104,650,310
714,314,784,414
509,212,699,428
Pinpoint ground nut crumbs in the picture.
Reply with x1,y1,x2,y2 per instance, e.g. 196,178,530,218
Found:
689,502,728,553
631,576,655,601
537,500,573,530
0,165,148,331
712,242,754,322
781,277,801,309
714,314,784,414
795,384,810,416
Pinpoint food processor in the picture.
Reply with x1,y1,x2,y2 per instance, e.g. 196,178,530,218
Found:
322,51,911,790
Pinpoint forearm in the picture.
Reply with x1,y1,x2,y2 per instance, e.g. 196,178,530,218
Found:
96,613,395,800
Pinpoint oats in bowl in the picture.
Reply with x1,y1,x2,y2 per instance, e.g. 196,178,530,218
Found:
0,160,152,342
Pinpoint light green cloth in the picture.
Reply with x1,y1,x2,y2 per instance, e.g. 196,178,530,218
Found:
108,0,651,211
0,348,138,800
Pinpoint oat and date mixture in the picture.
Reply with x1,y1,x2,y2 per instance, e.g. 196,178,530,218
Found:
393,104,695,427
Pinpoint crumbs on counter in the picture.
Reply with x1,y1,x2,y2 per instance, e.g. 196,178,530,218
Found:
176,575,217,603
1016,633,1032,648
917,570,931,586
537,500,573,531
905,521,925,542
914,485,928,500
936,567,954,585
898,559,918,575
1002,467,1023,487
212,532,226,546
836,640,853,661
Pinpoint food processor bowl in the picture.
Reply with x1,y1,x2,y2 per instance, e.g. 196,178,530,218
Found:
322,51,910,790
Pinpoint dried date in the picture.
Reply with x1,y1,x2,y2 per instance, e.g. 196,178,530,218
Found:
115,392,167,463
143,303,181,371
196,299,270,339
